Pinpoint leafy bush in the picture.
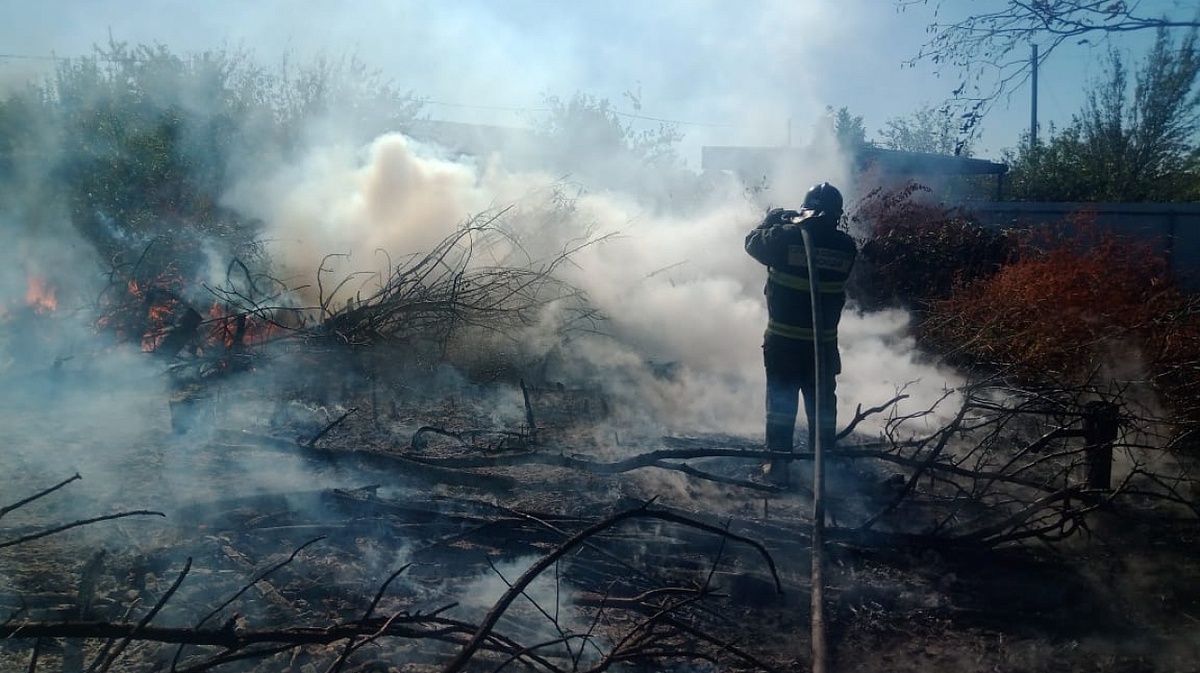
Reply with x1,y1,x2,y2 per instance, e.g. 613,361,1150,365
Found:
45,42,421,255
850,183,1013,312
922,214,1190,383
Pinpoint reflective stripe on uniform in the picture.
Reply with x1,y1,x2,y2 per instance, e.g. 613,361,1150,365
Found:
768,268,845,294
766,320,839,342
786,245,855,273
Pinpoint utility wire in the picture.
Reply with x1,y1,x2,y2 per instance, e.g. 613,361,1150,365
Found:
0,53,60,61
421,99,740,128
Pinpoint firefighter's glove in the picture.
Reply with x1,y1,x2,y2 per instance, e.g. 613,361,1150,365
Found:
762,208,801,228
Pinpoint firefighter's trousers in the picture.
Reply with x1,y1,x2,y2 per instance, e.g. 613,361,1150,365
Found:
763,334,839,454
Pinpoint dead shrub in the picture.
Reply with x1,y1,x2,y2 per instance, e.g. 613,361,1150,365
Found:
851,183,1012,312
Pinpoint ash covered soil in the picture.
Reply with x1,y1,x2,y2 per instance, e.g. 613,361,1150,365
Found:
2,361,1200,673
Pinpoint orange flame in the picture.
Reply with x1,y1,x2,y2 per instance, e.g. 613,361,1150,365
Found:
142,329,166,353
109,271,279,358
25,276,57,313
208,303,236,348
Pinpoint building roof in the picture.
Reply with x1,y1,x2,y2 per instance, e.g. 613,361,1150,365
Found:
855,146,1008,176
700,145,1008,177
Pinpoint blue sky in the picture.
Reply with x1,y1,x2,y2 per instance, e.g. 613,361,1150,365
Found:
0,0,1188,162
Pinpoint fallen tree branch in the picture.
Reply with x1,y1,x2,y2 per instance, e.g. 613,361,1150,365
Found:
0,511,166,549
654,461,793,494
327,563,411,673
836,393,911,441
304,407,358,449
859,399,971,531
401,446,803,473
589,588,715,673
5,613,544,673
2,615,474,647
0,473,82,520
395,444,1065,495
94,557,192,673
212,430,517,491
171,536,326,671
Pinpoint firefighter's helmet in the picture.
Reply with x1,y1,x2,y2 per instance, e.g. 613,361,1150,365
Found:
801,182,843,216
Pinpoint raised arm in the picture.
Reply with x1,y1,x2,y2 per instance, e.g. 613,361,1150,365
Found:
745,208,800,267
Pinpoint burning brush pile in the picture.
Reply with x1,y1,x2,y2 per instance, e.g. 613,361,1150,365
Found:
0,206,804,673
77,205,604,410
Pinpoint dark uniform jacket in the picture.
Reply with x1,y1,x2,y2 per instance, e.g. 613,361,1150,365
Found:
745,210,857,345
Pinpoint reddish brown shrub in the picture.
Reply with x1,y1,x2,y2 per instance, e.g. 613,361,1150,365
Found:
1145,294,1200,442
922,213,1182,386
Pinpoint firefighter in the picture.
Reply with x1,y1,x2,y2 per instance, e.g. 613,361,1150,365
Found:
745,182,857,486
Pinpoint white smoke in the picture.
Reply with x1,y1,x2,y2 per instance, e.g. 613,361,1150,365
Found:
225,119,963,442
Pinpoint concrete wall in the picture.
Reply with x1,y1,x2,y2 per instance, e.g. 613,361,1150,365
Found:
964,202,1200,291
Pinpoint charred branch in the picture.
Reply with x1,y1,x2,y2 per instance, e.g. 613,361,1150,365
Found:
0,474,82,520
327,564,412,673
214,430,518,491
0,618,476,649
1,482,167,556
169,537,327,671
441,502,782,673
194,210,607,353
303,407,358,449
0,511,166,550
2,503,785,673
92,558,191,673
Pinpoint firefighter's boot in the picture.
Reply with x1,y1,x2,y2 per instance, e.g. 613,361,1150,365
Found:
761,459,792,488
763,422,794,488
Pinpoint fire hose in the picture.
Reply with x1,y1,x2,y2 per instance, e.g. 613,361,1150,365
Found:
798,222,829,673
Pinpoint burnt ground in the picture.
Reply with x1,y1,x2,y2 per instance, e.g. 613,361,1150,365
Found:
2,359,1200,672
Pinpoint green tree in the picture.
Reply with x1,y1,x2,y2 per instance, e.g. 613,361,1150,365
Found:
880,103,974,156
537,90,681,164
827,105,869,153
531,90,690,204
1004,27,1200,202
42,41,424,256
535,91,682,168
0,84,54,200
49,43,271,264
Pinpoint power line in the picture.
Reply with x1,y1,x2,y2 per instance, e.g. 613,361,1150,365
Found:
616,109,740,129
422,97,739,128
0,52,145,64
0,53,60,61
